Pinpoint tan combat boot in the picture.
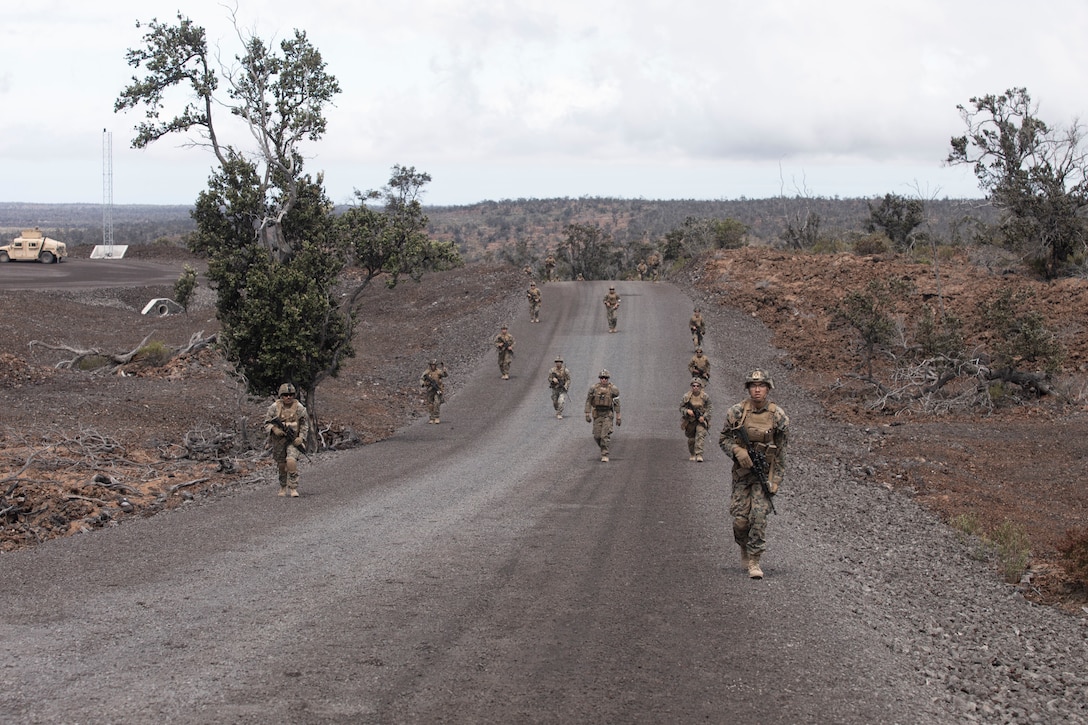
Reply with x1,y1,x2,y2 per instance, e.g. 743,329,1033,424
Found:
748,554,763,579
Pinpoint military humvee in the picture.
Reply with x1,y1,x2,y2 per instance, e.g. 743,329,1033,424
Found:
0,228,68,263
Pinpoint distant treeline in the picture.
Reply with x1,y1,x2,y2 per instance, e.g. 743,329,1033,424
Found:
422,196,997,257
0,196,995,257
0,202,196,248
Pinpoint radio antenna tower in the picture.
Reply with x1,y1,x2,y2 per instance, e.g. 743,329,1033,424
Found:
94,129,126,258
102,129,114,250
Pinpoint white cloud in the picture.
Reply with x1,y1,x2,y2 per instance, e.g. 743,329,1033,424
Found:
2,0,1086,205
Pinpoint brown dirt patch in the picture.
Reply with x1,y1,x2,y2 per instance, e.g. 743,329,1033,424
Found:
693,247,1088,612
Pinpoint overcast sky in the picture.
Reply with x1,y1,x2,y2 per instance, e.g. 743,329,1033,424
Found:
3,1,1086,207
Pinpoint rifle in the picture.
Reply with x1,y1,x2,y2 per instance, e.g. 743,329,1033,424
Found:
681,400,708,429
269,416,312,461
423,369,445,402
735,424,777,515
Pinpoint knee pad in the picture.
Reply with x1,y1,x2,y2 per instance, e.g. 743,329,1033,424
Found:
285,457,298,474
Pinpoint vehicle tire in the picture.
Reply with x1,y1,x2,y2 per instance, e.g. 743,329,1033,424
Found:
0,252,9,263
39,251,55,264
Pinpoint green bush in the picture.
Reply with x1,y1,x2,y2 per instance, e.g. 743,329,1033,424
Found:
137,340,173,367
852,232,890,256
76,355,111,371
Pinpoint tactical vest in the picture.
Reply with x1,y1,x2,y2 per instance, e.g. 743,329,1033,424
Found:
275,400,303,428
738,401,777,445
685,391,708,412
591,384,615,408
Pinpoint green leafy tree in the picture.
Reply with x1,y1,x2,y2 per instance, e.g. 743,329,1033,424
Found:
661,217,748,260
948,88,1088,276
836,278,912,379
563,222,617,280
115,14,461,438
173,264,198,313
336,166,462,309
867,193,925,250
979,287,1064,377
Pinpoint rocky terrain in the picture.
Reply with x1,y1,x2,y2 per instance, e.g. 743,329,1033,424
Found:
1,242,1086,617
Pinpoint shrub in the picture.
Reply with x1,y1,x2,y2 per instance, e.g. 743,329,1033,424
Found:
991,519,1031,583
852,232,890,256
137,340,173,367
1057,528,1088,589
76,355,110,371
174,264,198,313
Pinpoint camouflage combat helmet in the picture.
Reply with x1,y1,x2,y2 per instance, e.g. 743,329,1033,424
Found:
554,356,564,363
744,369,774,389
598,369,611,378
429,358,439,366
690,377,704,387
278,382,297,396
695,346,703,353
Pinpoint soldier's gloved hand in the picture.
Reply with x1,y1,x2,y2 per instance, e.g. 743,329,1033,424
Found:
293,437,304,448
615,416,622,427
271,425,285,437
585,414,592,423
735,449,753,469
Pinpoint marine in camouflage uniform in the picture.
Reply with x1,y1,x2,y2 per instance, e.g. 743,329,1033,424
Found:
526,281,542,323
494,325,516,379
264,382,311,497
584,369,621,462
647,252,661,281
688,347,711,382
680,378,712,462
718,369,789,579
689,308,706,348
547,356,572,419
419,359,448,423
603,285,621,333
637,260,648,281
544,254,557,281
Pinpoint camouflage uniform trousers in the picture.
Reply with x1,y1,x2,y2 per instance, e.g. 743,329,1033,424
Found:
551,388,568,416
270,436,305,491
730,471,774,555
423,389,442,421
686,422,709,457
591,409,615,454
498,350,514,377
529,301,541,322
606,308,618,331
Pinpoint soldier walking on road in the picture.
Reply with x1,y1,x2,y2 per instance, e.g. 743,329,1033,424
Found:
526,281,542,323
544,254,557,282
419,359,448,423
688,347,711,382
719,370,790,579
647,252,661,281
494,325,516,380
603,285,621,333
680,378,712,462
264,382,311,497
547,356,572,419
585,370,621,462
689,307,706,348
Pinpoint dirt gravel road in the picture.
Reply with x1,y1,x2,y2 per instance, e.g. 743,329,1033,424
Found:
1,281,957,724
3,278,1086,724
